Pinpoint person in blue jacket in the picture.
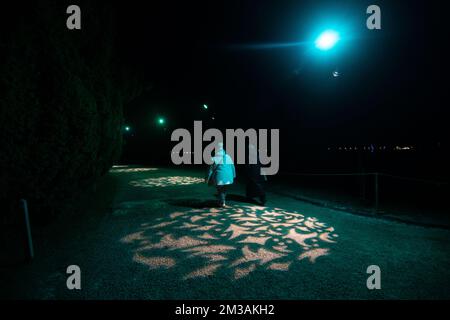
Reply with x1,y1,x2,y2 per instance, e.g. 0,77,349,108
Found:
206,143,236,207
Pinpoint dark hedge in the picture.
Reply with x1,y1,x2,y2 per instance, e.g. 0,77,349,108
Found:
0,1,137,222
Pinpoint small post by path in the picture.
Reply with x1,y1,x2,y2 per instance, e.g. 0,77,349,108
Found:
20,199,34,261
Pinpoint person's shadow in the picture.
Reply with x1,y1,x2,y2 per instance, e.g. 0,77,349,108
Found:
166,194,259,209
166,199,218,209
226,194,260,205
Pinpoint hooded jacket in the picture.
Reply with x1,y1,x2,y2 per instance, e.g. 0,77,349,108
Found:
207,150,236,186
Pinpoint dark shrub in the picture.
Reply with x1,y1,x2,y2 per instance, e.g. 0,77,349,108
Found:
0,1,129,223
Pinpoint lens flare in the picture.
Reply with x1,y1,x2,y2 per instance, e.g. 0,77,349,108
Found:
315,30,340,51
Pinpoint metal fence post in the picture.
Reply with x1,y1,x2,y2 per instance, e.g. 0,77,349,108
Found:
20,199,34,261
360,173,367,201
374,173,379,214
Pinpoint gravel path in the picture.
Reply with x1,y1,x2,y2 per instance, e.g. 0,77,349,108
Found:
6,166,450,299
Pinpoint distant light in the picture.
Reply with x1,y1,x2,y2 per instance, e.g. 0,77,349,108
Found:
157,118,165,125
395,146,413,151
333,71,340,77
315,30,340,51
203,104,208,110
124,126,131,132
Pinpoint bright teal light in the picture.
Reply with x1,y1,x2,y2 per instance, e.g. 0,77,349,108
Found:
315,30,340,51
203,104,208,110
124,126,131,131
157,118,165,125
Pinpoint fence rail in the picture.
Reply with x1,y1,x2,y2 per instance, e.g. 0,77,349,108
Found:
279,171,448,213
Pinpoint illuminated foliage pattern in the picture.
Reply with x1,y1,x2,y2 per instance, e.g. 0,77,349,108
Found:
122,205,338,280
129,176,204,188
110,167,158,173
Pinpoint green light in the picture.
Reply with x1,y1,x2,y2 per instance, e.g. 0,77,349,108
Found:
203,104,208,110
157,118,165,125
124,126,131,131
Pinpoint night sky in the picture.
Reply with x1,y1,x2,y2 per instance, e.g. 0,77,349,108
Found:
116,0,447,145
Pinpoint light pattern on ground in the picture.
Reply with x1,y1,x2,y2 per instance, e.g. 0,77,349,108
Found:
129,176,204,188
121,205,338,280
111,167,158,173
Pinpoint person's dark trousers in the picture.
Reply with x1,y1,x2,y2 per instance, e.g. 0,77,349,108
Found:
216,185,228,206
246,181,266,205
245,164,266,205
